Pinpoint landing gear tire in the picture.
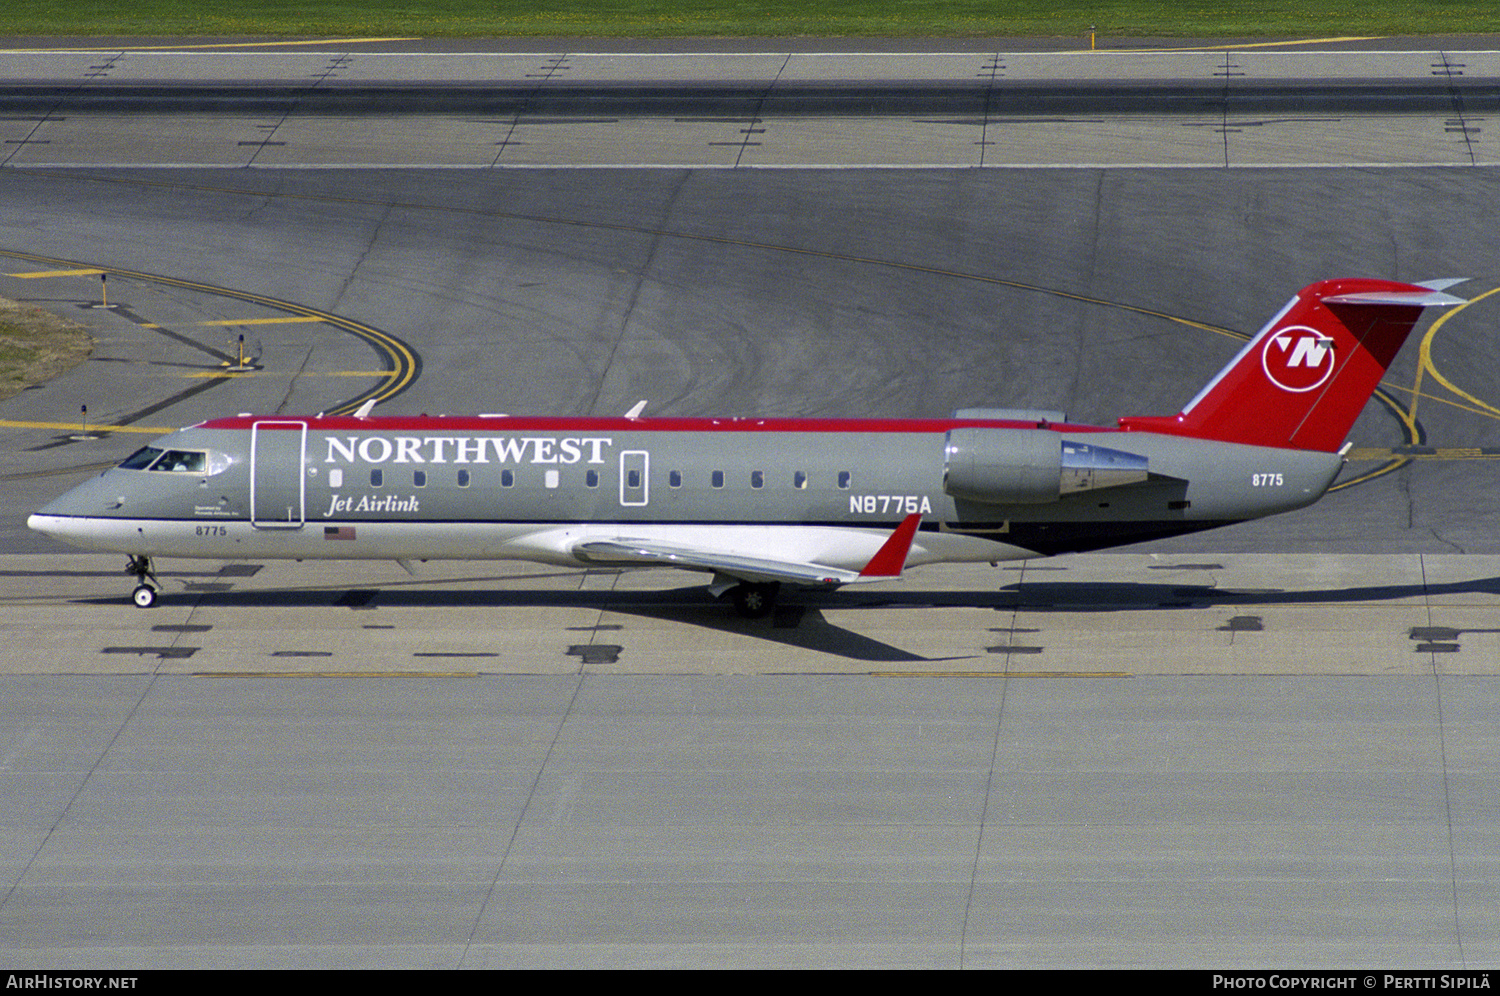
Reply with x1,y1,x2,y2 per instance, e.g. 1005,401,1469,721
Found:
730,582,780,619
125,555,160,608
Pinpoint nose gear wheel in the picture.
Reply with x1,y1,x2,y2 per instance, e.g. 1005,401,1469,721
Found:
126,555,159,608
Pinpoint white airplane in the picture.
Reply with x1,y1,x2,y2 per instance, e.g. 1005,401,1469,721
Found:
30,278,1464,616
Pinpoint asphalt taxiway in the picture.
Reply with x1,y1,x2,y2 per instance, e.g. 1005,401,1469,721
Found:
2,46,1498,167
2,40,1499,969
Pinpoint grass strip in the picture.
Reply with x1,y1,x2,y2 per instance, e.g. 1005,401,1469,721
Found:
6,1,1500,40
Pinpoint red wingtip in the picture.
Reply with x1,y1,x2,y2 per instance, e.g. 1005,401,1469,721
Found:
858,513,923,578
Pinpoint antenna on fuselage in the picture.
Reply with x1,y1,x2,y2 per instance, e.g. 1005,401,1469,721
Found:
624,399,648,419
353,398,377,419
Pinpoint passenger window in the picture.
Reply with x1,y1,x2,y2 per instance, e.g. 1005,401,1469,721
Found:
669,470,682,488
501,469,514,488
370,469,383,487
794,471,808,489
627,469,641,489
457,469,470,487
711,470,725,488
586,469,599,488
838,471,852,489
413,470,427,487
750,471,764,489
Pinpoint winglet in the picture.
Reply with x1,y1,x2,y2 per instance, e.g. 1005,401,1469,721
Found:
858,514,923,578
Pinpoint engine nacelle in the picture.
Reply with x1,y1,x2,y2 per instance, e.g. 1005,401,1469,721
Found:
943,428,1149,504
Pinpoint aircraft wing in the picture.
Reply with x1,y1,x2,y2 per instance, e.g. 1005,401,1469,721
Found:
572,513,923,587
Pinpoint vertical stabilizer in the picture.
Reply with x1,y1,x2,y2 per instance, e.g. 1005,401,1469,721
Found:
1118,279,1464,452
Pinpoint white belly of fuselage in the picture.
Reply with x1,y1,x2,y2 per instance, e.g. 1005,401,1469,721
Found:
27,514,1030,572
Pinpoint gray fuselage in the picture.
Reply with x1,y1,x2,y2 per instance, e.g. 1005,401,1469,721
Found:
30,415,1344,574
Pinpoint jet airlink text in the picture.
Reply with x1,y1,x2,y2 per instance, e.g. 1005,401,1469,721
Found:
323,435,615,466
324,494,422,516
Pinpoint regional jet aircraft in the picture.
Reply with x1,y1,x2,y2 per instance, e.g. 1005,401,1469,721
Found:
30,278,1464,616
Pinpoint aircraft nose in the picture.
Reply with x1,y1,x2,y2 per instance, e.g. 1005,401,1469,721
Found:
28,474,134,550
25,511,63,539
28,470,138,542
32,474,122,519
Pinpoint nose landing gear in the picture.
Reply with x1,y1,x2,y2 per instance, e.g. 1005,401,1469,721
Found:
126,555,159,608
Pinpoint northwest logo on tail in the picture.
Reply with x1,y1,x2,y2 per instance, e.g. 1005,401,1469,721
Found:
1261,325,1335,392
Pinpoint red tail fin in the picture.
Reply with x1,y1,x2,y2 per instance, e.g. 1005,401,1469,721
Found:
1118,279,1464,452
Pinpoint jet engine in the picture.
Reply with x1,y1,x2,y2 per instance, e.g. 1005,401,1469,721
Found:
943,428,1149,504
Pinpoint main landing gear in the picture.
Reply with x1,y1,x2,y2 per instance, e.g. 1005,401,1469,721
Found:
126,554,159,608
728,581,781,619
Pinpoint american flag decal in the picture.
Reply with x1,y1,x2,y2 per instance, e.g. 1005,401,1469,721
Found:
324,526,356,541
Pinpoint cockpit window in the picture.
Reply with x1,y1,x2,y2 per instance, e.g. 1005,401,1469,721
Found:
119,447,164,470
154,450,206,473
118,447,215,473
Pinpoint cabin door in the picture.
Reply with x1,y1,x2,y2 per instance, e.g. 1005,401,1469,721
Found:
250,420,308,528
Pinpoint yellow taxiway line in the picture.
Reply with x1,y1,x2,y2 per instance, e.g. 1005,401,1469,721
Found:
7,268,105,278
184,370,396,378
871,671,1132,678
0,38,421,53
197,316,326,326
1095,36,1386,53
196,671,482,678
1411,286,1500,423
0,419,175,434
0,247,420,415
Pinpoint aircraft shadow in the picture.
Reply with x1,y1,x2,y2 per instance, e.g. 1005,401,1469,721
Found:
989,576,1500,610
73,579,975,663
67,574,1500,663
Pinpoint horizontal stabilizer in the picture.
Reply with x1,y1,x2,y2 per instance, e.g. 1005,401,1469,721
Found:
1416,278,1470,292
1320,288,1466,307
